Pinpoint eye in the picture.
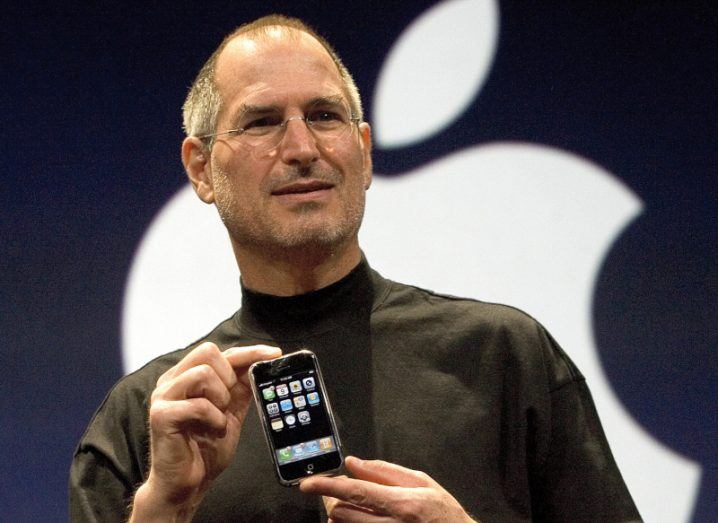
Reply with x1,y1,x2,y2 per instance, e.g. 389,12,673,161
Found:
307,108,347,129
310,109,344,121
310,110,340,121
244,115,283,129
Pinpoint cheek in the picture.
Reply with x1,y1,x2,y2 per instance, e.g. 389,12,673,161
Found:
334,143,369,180
213,154,268,195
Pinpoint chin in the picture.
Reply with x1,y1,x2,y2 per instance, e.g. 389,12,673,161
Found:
273,218,361,252
274,228,346,250
276,205,363,241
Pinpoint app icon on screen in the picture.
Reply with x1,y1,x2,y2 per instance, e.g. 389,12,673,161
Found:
285,414,296,425
307,392,320,406
289,380,302,393
276,384,289,397
306,440,319,453
280,399,293,412
319,437,333,450
278,447,292,461
302,377,315,390
292,443,305,456
293,395,306,408
271,418,284,431
266,402,279,416
262,386,276,401
298,410,311,424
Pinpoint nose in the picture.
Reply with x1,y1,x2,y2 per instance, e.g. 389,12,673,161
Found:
278,116,320,166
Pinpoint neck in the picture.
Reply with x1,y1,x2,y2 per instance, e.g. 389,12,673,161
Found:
232,237,362,296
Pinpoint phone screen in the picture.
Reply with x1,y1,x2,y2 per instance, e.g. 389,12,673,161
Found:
250,350,343,484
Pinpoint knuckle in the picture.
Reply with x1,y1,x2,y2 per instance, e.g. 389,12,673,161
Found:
195,341,220,358
196,363,214,381
393,495,411,517
155,367,174,387
193,397,213,417
150,383,168,404
395,496,423,522
148,400,171,428
346,484,368,507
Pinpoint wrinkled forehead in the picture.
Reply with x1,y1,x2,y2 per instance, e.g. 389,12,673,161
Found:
214,29,346,111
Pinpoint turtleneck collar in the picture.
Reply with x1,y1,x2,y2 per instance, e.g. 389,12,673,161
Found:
235,257,391,342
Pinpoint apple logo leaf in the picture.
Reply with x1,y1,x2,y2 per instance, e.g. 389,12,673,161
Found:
373,0,498,149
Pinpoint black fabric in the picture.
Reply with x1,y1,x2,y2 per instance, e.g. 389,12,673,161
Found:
70,260,641,522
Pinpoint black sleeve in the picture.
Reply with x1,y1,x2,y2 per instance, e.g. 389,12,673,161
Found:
70,446,135,522
69,377,152,522
528,329,643,522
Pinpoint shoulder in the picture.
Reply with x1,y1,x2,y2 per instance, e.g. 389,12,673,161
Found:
375,277,583,390
377,277,543,339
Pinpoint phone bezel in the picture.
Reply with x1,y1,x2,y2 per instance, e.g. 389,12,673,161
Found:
249,349,344,486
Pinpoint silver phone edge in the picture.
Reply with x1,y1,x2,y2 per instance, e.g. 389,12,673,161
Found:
249,349,345,487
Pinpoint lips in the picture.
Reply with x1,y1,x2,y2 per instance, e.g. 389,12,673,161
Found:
271,179,335,196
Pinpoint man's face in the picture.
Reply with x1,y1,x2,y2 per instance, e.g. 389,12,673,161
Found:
207,31,372,253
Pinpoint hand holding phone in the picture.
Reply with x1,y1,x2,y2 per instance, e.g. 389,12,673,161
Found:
249,349,344,485
131,343,282,521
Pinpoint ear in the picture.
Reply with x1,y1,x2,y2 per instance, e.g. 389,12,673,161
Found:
358,122,373,190
182,137,215,204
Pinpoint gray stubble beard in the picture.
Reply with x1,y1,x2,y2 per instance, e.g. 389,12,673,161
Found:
211,164,366,257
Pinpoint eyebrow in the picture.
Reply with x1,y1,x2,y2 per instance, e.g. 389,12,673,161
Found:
229,94,347,125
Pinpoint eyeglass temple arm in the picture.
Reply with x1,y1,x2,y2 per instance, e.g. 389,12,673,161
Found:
197,129,241,140
196,116,361,140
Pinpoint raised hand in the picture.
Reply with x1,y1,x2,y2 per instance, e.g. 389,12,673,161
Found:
130,342,281,521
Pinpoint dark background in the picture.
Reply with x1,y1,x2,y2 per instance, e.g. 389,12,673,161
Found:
1,2,715,520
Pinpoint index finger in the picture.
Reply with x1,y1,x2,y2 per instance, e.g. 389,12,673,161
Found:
224,344,282,380
158,341,235,389
345,456,438,489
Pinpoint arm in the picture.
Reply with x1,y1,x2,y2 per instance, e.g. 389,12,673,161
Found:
525,324,642,522
529,379,642,522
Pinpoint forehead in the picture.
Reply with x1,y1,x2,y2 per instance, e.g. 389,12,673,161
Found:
215,30,346,116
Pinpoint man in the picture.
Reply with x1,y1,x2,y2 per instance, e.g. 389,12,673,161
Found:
70,15,641,522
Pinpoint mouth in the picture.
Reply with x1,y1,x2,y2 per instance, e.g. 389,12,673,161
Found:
271,180,335,198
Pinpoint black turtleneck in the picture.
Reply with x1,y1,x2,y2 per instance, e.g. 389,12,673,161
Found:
71,259,641,522
238,257,385,342
236,258,391,463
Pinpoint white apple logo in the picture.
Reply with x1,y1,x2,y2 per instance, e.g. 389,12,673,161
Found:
122,1,699,520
